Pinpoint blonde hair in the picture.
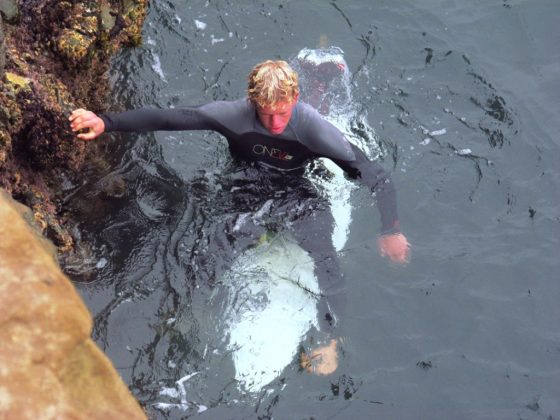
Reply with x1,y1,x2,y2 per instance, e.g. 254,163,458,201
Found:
247,60,299,108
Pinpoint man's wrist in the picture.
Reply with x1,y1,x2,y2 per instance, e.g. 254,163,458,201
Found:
380,227,401,236
99,114,111,132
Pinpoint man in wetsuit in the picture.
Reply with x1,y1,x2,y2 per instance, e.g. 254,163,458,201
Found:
70,60,410,375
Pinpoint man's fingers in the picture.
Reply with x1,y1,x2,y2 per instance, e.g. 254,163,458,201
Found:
71,121,90,133
70,119,83,131
69,109,87,121
70,114,87,130
69,109,104,141
69,109,93,128
390,248,410,264
70,115,94,132
77,130,96,141
378,233,411,264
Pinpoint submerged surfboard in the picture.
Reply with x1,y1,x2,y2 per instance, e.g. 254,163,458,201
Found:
222,232,320,392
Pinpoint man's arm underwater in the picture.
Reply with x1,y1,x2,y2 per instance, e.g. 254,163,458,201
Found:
332,143,410,264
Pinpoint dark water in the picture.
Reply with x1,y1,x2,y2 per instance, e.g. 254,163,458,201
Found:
66,1,560,418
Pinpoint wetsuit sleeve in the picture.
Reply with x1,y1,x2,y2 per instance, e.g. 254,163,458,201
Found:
331,144,400,235
99,107,219,133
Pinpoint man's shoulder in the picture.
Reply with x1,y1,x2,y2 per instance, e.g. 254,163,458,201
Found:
198,98,255,130
294,102,355,161
295,101,342,135
200,98,252,115
295,102,325,124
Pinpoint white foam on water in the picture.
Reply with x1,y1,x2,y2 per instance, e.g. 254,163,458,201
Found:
95,258,107,269
154,372,205,413
159,387,180,399
430,128,447,136
296,46,346,66
151,54,167,82
210,35,225,45
194,19,207,30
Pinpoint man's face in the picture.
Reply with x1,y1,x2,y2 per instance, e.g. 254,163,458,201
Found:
256,96,298,135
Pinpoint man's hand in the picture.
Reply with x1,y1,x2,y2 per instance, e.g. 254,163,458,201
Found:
69,109,105,140
378,232,410,264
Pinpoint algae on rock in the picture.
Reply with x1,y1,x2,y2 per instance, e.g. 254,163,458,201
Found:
0,1,151,417
0,0,148,251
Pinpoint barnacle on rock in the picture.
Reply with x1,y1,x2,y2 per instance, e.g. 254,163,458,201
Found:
5,71,31,92
57,28,94,63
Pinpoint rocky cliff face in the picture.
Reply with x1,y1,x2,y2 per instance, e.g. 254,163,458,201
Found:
0,191,146,419
0,1,150,417
0,0,147,251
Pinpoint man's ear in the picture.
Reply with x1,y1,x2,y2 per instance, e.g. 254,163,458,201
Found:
293,92,300,103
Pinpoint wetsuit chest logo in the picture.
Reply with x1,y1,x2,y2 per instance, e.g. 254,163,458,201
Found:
252,144,293,161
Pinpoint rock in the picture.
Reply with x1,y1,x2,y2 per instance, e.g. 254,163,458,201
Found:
56,2,99,65
0,0,148,254
0,190,147,419
99,1,116,33
0,129,11,166
57,28,95,64
4,71,31,91
0,17,5,76
19,186,75,251
0,0,19,24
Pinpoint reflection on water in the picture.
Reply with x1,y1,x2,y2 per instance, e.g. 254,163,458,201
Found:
64,1,560,418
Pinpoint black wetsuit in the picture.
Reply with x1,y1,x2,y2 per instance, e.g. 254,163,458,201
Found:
100,99,401,332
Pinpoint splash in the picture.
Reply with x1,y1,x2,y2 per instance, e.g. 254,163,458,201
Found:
154,372,208,414
292,46,380,251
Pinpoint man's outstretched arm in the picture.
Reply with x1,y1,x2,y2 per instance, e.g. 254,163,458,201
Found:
332,144,410,264
69,106,219,140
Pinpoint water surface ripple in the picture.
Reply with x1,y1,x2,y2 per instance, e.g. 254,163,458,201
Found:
66,1,560,418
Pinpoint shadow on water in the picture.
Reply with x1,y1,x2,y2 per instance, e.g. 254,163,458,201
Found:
62,1,560,418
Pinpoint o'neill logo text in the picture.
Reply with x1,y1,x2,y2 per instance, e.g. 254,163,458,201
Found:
252,144,293,161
